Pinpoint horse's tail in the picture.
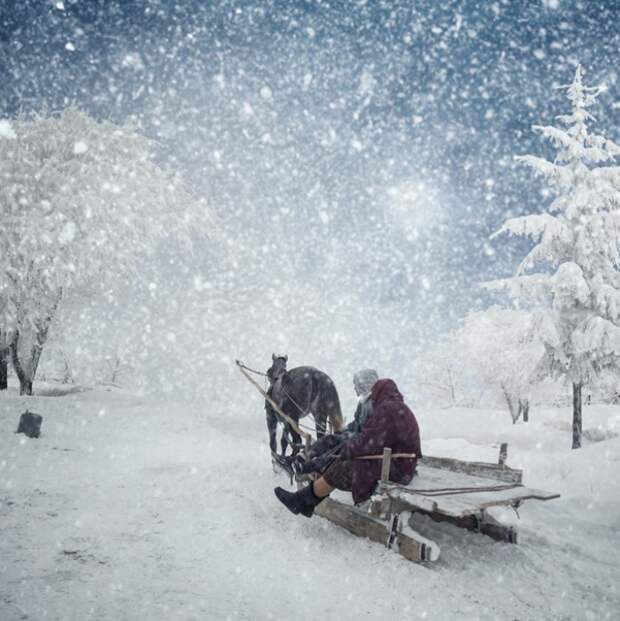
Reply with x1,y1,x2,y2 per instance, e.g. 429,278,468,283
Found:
325,379,343,432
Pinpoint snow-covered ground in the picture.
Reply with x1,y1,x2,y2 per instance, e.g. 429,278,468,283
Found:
1,384,619,620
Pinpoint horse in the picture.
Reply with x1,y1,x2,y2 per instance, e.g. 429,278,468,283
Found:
265,354,343,461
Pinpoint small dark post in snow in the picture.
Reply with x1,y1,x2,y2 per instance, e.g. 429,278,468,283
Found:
498,443,508,466
16,411,43,438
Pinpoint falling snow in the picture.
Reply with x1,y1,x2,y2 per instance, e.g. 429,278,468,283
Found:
1,2,620,620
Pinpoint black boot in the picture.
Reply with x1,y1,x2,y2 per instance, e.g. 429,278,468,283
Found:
274,484,325,518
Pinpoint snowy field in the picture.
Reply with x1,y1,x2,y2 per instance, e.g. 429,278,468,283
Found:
1,384,619,621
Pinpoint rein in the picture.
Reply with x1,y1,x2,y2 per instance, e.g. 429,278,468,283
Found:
274,370,331,434
236,360,268,377
241,359,319,434
236,360,313,443
279,382,311,420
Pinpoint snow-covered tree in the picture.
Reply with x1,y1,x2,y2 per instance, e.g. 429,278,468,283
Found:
488,66,620,448
413,332,477,408
0,108,209,394
414,308,542,417
459,307,543,423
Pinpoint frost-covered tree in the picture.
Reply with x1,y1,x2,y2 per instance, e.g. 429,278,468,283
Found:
413,333,476,408
0,108,208,395
0,122,16,392
489,66,620,448
414,308,542,417
459,307,543,423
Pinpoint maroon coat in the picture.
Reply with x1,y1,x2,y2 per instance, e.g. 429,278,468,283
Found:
339,378,421,504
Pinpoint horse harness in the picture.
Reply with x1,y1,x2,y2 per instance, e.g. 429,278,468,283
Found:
270,373,318,434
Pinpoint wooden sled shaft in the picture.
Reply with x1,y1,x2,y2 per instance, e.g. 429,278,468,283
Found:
237,363,312,443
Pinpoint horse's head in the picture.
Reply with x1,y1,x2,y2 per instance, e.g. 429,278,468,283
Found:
267,353,288,383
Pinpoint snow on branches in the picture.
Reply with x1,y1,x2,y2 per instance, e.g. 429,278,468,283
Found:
0,107,210,393
488,65,620,447
414,307,541,420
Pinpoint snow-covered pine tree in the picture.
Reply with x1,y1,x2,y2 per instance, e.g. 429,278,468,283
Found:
488,65,620,449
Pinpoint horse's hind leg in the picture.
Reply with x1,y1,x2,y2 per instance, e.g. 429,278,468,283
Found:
280,425,290,456
289,426,302,456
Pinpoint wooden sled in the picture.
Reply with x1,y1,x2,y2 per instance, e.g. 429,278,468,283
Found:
313,447,560,563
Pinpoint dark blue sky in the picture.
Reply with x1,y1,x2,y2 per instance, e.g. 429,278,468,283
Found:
2,0,620,329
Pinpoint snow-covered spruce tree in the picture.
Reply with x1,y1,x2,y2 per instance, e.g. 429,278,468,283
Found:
0,108,207,395
488,66,620,449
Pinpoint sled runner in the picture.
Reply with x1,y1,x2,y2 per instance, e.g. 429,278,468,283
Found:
313,447,560,563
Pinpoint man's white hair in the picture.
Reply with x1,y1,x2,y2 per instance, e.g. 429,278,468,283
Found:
353,368,379,396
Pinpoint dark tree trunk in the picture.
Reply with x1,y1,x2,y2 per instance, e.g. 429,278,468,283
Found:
520,399,530,423
0,348,8,390
10,331,33,396
9,289,62,397
523,399,530,423
572,382,582,450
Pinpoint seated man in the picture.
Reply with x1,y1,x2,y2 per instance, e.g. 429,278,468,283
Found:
274,377,421,517
288,368,379,475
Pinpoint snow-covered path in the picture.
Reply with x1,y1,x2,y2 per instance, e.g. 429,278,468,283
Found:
1,387,619,620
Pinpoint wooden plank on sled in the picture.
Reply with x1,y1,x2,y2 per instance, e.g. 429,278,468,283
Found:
314,497,438,562
378,465,560,520
421,455,523,484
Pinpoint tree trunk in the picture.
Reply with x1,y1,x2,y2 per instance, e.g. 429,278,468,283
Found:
522,399,529,423
572,382,582,450
11,324,50,396
501,383,520,424
10,289,62,396
446,367,456,405
11,331,33,396
0,348,8,390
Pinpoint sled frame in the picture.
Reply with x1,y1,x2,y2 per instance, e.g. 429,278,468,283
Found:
313,448,560,562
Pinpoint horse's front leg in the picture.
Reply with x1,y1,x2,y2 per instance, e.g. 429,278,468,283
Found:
280,425,290,456
266,410,278,457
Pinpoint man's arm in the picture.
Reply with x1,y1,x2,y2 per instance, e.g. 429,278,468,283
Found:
339,406,390,460
343,401,363,434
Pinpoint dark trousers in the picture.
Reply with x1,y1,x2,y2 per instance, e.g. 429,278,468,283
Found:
303,432,355,474
322,459,354,491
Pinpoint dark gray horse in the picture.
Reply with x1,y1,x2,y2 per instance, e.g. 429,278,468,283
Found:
265,354,343,460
